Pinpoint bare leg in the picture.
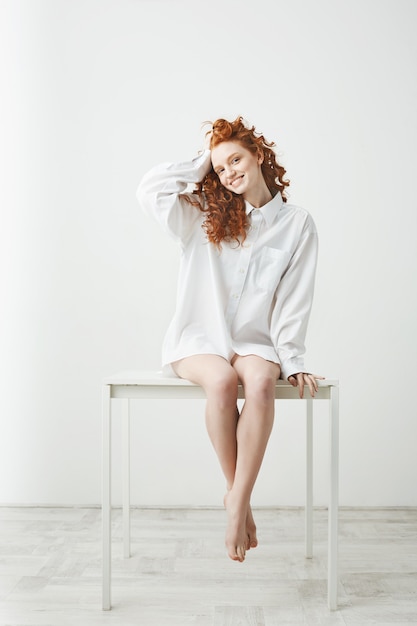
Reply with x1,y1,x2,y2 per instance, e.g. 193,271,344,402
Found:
225,355,280,562
172,353,279,563
172,355,239,492
173,355,257,559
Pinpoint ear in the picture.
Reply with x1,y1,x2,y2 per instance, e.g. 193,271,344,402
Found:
257,150,264,165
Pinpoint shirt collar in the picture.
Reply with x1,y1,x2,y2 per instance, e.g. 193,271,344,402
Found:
245,191,283,228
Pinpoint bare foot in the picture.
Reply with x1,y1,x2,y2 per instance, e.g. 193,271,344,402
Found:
224,491,256,562
245,505,258,549
224,491,258,551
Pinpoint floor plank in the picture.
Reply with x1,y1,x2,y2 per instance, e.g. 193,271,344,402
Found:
0,507,416,625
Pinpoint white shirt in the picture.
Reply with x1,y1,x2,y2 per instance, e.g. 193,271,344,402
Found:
137,150,318,380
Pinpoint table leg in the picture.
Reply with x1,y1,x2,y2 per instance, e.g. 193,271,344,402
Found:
328,385,339,610
102,384,112,610
122,399,130,558
305,398,313,558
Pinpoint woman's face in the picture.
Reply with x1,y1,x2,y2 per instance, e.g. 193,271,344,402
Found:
210,141,264,198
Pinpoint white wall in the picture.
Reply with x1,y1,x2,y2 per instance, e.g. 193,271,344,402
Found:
1,0,416,507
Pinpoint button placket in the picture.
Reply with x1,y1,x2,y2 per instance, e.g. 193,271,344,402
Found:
225,210,262,327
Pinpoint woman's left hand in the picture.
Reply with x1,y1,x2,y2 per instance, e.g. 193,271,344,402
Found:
288,372,325,398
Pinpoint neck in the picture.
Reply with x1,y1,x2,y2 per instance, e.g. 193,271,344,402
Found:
244,182,272,208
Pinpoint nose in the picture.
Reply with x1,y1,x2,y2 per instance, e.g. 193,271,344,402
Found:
225,164,236,180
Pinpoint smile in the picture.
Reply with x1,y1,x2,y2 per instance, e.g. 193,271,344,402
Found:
229,175,244,187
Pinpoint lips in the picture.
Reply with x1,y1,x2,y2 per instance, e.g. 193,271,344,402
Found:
230,175,244,187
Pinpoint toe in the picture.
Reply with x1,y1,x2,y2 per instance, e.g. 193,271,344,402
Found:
237,545,246,562
227,546,240,561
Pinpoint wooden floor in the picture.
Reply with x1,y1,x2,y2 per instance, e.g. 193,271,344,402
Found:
0,506,416,625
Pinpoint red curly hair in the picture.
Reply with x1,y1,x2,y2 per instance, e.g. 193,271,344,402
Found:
183,116,290,247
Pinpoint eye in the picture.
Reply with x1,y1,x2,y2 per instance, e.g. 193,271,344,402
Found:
232,157,240,164
217,168,224,175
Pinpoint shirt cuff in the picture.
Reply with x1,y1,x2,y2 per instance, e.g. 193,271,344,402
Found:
280,357,306,381
191,150,212,179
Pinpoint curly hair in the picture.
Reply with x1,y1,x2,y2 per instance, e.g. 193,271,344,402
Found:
183,116,290,248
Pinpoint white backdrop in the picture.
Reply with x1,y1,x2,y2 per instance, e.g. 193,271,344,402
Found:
1,0,416,507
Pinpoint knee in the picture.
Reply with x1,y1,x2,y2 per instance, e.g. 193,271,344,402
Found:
245,374,276,406
205,369,239,408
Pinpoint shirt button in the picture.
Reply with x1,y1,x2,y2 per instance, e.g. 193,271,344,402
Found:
239,268,245,274
233,293,239,299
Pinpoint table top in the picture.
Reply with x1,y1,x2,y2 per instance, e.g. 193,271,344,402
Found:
104,370,339,387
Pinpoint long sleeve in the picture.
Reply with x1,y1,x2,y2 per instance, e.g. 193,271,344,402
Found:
136,150,212,245
270,212,318,380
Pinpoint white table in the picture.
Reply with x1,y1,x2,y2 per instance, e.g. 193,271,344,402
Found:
102,371,339,610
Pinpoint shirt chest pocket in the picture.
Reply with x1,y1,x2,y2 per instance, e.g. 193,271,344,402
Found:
256,247,290,292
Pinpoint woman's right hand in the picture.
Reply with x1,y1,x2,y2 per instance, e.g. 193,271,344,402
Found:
204,130,213,151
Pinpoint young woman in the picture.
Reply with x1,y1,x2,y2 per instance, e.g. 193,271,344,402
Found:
137,116,323,563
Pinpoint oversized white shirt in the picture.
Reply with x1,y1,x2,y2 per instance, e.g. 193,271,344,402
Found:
137,150,318,380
